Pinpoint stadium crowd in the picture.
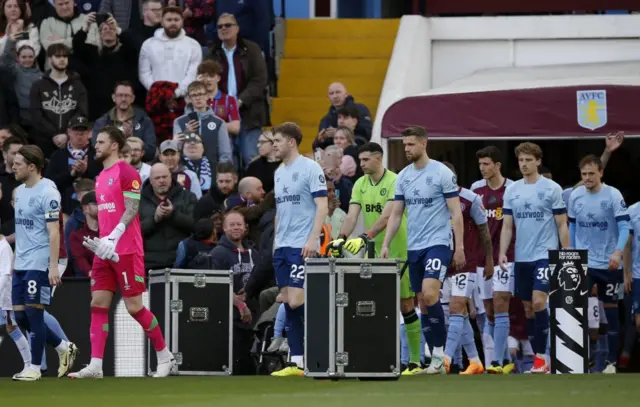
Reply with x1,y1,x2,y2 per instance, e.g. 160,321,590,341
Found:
0,0,639,379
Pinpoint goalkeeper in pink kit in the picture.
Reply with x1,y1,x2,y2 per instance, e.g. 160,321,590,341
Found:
69,126,175,379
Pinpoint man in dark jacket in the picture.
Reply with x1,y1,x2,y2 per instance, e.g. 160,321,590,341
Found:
209,211,261,294
314,82,372,150
92,81,156,161
206,13,267,167
140,163,197,269
72,16,140,120
44,115,102,218
193,161,239,220
29,43,88,156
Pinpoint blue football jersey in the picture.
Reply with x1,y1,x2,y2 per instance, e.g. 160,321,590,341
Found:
394,159,458,251
503,176,566,262
628,203,640,279
274,156,328,249
568,184,629,269
14,178,61,272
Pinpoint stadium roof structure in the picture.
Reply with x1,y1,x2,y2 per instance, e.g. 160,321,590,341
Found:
381,61,640,139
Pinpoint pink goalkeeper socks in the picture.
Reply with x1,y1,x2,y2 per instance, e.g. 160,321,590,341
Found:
90,307,110,359
132,307,167,352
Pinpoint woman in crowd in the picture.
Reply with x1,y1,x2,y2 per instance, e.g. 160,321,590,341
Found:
0,0,39,56
244,130,281,193
1,30,41,128
182,132,212,195
332,126,362,182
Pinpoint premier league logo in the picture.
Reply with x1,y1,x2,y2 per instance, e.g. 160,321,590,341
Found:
620,199,627,210
319,174,325,184
49,200,59,210
459,202,466,212
557,261,581,292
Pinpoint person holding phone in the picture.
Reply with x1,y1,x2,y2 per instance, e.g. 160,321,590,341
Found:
173,81,232,176
0,0,39,56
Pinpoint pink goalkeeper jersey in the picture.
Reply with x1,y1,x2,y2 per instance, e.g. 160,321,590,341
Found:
96,161,144,256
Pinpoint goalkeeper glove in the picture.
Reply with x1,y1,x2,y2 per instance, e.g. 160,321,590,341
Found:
95,223,126,260
344,233,371,255
327,234,348,258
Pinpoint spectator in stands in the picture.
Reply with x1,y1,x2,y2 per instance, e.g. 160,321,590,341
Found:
120,0,162,49
174,217,217,268
72,14,140,119
0,135,24,241
0,123,26,165
93,81,156,161
68,191,98,276
139,6,202,99
39,0,99,71
183,0,214,45
158,139,202,199
324,179,346,239
181,133,211,195
323,145,353,213
193,161,238,220
315,82,372,149
174,81,232,170
214,0,273,55
234,177,274,244
333,125,363,180
63,178,94,273
140,162,197,270
206,13,267,168
195,60,241,136
0,0,39,56
99,0,143,30
29,43,88,156
337,106,369,145
244,130,280,193
242,206,275,302
1,32,42,129
127,136,151,183
45,115,102,219
210,210,261,295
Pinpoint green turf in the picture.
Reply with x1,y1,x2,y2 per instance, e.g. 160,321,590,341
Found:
1,375,639,407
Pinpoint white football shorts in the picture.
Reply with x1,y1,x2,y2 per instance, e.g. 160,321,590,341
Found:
477,263,515,300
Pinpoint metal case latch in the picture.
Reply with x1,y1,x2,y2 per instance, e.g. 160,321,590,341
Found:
194,273,207,288
336,292,349,307
360,263,373,279
170,300,183,313
356,301,376,317
190,307,209,322
335,352,349,366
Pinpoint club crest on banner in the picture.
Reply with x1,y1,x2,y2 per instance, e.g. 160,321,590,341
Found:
577,90,607,130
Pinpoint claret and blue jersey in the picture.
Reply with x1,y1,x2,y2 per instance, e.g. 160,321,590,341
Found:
627,203,640,314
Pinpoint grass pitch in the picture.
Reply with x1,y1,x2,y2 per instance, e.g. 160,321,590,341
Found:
1,375,638,407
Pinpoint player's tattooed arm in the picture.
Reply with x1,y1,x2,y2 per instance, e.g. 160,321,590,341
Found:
121,197,140,227
477,223,493,258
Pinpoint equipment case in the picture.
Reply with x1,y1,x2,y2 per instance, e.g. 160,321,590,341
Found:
304,258,401,379
148,268,234,376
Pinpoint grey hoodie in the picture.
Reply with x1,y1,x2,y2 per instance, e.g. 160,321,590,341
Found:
1,38,42,123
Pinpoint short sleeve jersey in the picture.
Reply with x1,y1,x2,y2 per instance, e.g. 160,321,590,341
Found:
455,187,488,273
471,178,515,263
95,161,144,255
350,170,408,259
503,176,566,262
394,159,458,251
627,203,640,279
568,184,629,269
14,178,61,271
275,156,328,249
